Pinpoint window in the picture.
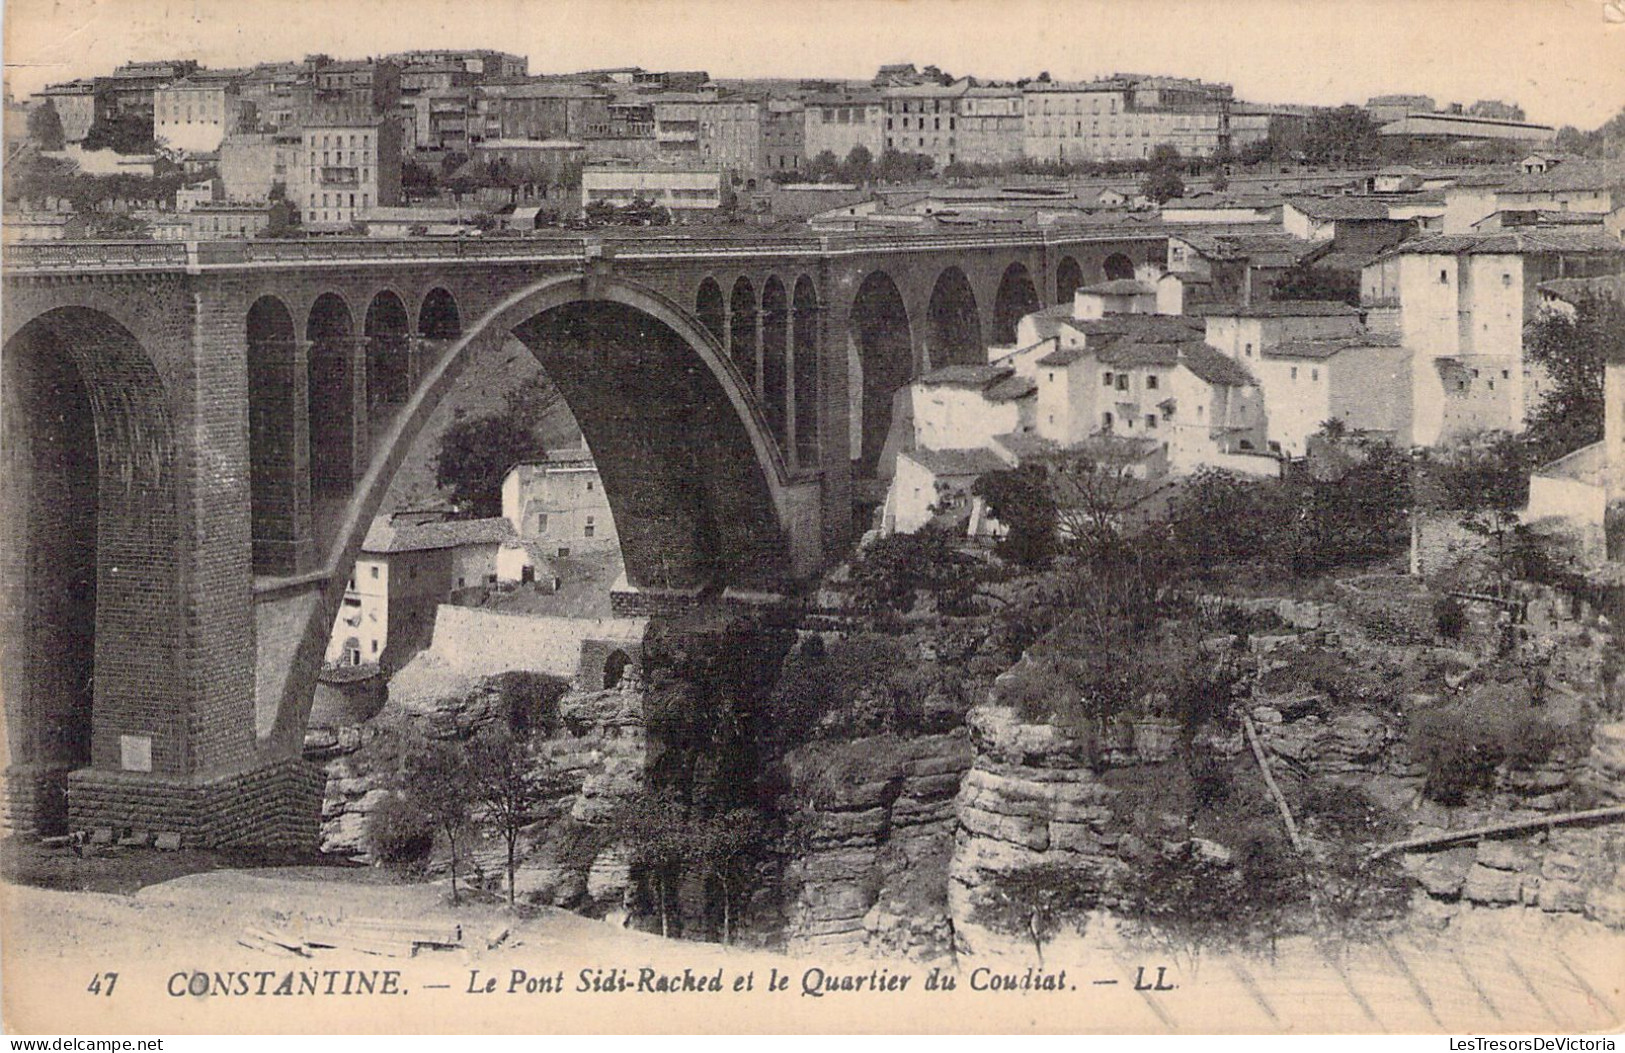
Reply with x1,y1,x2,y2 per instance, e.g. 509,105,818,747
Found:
1146,374,1159,390
1102,371,1113,386
371,639,379,654
557,547,570,557
1440,269,1449,284
1503,273,1512,287
1103,412,1114,429
1244,343,1253,357
584,516,596,538
1290,367,1298,380
1116,374,1129,391
1311,369,1319,382
370,566,379,579
1146,415,1157,429
1502,370,1510,379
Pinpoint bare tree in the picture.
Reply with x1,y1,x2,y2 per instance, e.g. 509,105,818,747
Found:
468,728,564,908
400,738,474,905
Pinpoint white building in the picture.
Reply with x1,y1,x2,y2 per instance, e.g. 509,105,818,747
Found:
581,162,725,214
502,448,619,558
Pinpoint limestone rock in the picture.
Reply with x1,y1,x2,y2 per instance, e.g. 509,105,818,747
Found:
1462,864,1521,904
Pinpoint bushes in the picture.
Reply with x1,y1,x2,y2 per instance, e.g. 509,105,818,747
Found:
1411,691,1578,805
365,792,436,869
1434,595,1468,641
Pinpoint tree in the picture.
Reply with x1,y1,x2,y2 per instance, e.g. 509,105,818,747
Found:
468,727,563,908
614,790,691,938
27,102,65,150
434,376,560,517
973,465,1058,568
806,149,841,182
689,809,765,944
1304,105,1379,165
1148,144,1183,171
81,111,157,155
1271,261,1360,305
400,738,475,905
972,862,1100,965
848,527,980,615
401,158,438,201
1524,295,1624,464
1045,447,1155,561
841,144,875,184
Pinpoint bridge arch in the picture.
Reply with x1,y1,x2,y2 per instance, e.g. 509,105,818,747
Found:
270,274,805,749
246,295,307,575
728,276,758,388
792,275,820,466
695,277,725,346
417,286,461,339
1,307,179,831
306,293,360,497
363,290,412,408
762,275,790,450
1056,255,1084,305
992,261,1040,345
924,265,983,369
1102,253,1135,281
846,269,913,477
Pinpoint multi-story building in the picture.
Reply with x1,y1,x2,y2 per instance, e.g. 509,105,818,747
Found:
153,73,247,154
34,79,111,143
324,515,516,671
294,115,402,230
1366,94,1436,125
1361,230,1625,446
388,50,528,81
697,95,761,174
1022,74,1232,162
236,62,304,131
883,80,968,169
481,81,609,142
99,59,199,117
802,91,886,164
501,449,620,557
957,86,1023,166
761,99,805,175
219,130,300,202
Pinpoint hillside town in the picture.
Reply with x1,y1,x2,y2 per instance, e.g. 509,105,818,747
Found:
7,34,1625,1034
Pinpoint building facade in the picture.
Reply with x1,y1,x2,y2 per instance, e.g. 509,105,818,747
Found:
294,115,403,230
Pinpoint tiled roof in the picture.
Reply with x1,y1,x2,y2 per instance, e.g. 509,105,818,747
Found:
1263,333,1402,360
1537,275,1625,303
1205,300,1361,318
1500,159,1625,195
1062,315,1206,340
1286,196,1398,221
917,364,1012,389
1179,342,1259,386
986,375,1037,402
1374,230,1625,259
1078,278,1155,296
1036,345,1091,367
904,447,1009,477
361,516,515,554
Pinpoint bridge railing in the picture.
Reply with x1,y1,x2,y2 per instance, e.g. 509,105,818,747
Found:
2,240,191,271
4,225,1170,274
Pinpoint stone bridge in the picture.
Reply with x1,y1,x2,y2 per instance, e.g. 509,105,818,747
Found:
0,227,1166,846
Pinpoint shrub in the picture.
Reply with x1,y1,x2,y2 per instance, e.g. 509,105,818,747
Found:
365,792,436,869
1411,693,1576,805
1434,594,1468,641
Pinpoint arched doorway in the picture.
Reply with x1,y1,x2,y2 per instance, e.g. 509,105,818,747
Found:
992,261,1040,345
1103,253,1135,281
246,296,307,575
847,270,912,478
728,277,757,388
306,293,359,496
696,278,725,346
1056,255,1084,305
792,276,820,466
925,266,982,366
762,276,789,451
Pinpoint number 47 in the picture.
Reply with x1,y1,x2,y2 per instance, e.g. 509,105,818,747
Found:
86,972,118,996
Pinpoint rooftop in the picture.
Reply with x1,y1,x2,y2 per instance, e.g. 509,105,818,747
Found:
1285,195,1399,221
361,515,516,554
1500,159,1625,195
1205,300,1361,318
904,447,1009,477
1374,230,1625,259
1077,278,1155,296
1263,332,1402,360
917,363,1013,389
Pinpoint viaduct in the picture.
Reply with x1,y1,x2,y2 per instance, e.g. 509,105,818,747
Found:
1,227,1166,846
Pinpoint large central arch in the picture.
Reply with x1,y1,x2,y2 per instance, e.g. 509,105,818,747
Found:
265,274,810,752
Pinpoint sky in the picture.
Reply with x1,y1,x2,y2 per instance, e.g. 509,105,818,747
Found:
3,0,1624,128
